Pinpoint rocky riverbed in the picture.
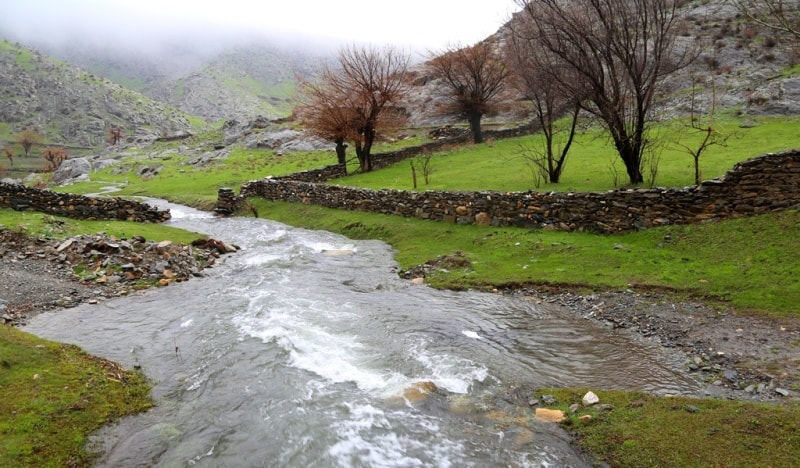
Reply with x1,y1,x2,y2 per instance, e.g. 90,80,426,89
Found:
0,230,236,324
3,230,799,404
505,287,800,403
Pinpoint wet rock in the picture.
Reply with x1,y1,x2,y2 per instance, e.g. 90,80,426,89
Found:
541,394,557,405
0,231,232,324
569,403,581,413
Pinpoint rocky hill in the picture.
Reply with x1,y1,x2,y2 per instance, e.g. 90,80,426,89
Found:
1,0,799,153
33,37,327,123
0,39,195,149
403,1,800,126
143,43,323,122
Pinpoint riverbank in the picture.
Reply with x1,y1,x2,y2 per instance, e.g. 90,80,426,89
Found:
0,229,236,325
3,229,797,403
508,287,799,402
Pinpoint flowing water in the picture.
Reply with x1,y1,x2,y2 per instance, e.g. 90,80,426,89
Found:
24,202,698,467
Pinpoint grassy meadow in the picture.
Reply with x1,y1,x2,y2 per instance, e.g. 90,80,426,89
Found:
2,112,800,467
23,113,800,316
337,115,800,192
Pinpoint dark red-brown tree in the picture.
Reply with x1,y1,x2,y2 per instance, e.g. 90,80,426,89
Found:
41,146,68,171
15,130,43,158
108,126,123,146
296,45,410,173
426,42,509,144
295,76,359,167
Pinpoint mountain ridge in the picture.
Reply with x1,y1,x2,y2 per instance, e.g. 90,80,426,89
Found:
0,39,196,149
2,1,800,152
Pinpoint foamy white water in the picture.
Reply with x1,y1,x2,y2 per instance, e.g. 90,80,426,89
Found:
23,200,697,466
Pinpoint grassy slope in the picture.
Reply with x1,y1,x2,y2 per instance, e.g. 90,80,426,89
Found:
247,201,800,315
337,115,800,192
0,326,152,467
530,388,800,468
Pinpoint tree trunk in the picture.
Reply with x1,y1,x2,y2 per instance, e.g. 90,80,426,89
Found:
361,126,376,172
467,112,483,144
334,138,348,168
620,146,644,185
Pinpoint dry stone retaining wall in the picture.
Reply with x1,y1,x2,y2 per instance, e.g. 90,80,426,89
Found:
223,150,800,233
0,182,170,222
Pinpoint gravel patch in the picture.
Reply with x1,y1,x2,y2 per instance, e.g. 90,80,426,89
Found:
507,287,800,402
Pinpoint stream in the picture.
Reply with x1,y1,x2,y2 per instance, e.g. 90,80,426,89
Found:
24,201,698,467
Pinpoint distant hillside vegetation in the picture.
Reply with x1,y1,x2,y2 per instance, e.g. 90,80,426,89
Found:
0,39,196,149
144,44,322,122
35,38,325,123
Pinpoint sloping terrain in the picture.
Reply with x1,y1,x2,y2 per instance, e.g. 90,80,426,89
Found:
1,0,799,154
0,39,195,149
402,1,800,126
144,43,322,122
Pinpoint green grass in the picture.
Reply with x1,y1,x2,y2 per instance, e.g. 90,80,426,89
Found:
0,208,204,243
532,388,800,467
5,112,800,467
52,114,800,316
58,130,424,207
334,115,800,192
247,200,800,316
0,326,152,467
58,146,337,208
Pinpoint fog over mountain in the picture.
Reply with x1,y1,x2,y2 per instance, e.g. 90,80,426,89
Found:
1,0,798,151
0,0,519,53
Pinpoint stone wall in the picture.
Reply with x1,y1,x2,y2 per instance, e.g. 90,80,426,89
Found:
0,182,170,222
226,150,800,233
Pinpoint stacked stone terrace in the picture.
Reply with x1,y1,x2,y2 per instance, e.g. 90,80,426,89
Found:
223,150,800,234
0,182,169,223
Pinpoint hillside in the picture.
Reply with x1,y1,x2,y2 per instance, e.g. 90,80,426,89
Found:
0,39,196,149
143,43,323,122
31,37,328,123
2,0,799,155
403,1,800,126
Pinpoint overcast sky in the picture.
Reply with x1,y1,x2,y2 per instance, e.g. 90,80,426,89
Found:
0,0,521,51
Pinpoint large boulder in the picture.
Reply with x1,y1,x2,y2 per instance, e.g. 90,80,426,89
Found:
51,157,92,185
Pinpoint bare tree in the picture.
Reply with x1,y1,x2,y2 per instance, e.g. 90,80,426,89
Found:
15,130,43,158
41,146,69,171
677,76,731,185
3,148,13,166
515,0,693,185
505,24,581,183
297,45,410,173
426,42,509,144
730,0,800,40
108,126,123,146
295,75,358,168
